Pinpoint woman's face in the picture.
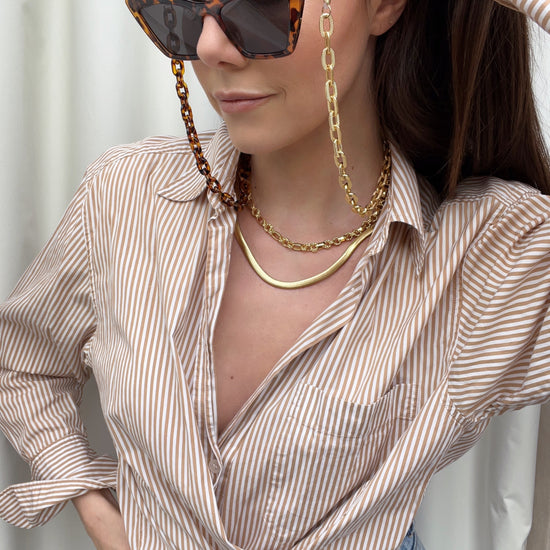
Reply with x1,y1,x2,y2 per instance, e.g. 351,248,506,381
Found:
191,0,389,156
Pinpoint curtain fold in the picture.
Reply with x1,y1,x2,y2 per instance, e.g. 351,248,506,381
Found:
0,2,548,549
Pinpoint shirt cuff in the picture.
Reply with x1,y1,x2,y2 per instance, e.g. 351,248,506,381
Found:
0,434,117,528
496,0,550,32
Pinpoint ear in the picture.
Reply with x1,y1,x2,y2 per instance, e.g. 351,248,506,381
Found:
369,0,408,36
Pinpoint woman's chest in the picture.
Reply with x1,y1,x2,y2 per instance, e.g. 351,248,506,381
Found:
212,238,361,434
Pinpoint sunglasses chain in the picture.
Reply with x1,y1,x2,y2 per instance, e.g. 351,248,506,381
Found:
320,0,391,218
170,2,392,288
172,59,251,210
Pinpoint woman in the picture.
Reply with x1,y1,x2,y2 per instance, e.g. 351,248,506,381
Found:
0,0,549,549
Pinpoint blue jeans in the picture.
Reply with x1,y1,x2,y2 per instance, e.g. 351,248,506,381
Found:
398,524,426,550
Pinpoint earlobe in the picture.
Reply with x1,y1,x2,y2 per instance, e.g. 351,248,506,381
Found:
369,0,408,36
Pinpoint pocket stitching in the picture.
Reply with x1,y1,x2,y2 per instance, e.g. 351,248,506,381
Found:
288,382,418,439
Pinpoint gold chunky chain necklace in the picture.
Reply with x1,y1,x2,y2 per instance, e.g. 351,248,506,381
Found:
235,145,391,290
247,140,391,253
321,0,377,217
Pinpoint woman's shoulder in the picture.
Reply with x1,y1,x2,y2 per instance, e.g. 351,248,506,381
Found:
85,131,216,181
444,175,550,418
451,175,544,204
427,176,550,269
80,129,228,198
437,175,550,231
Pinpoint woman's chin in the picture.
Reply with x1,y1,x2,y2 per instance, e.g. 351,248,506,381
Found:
223,121,300,157
224,128,279,156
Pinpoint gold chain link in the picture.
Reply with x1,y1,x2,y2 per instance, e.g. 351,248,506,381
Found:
247,140,391,252
320,1,391,217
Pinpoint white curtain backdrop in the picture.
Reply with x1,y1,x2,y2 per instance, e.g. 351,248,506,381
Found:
0,2,548,549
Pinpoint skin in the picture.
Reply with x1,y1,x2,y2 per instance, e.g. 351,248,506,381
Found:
73,489,130,550
196,0,406,434
74,0,407,547
194,0,384,221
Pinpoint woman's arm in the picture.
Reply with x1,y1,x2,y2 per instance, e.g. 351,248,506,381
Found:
73,490,130,550
0,177,117,529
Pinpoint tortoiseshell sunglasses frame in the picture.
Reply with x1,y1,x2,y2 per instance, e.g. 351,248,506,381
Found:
125,0,306,60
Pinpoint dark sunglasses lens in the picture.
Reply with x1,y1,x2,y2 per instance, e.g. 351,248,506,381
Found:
222,0,292,55
139,0,294,59
140,4,202,58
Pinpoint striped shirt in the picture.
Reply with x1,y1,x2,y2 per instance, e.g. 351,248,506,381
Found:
1,1,550,549
499,0,550,30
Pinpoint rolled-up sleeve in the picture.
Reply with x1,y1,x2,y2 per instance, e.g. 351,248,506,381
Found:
0,178,116,528
495,0,550,32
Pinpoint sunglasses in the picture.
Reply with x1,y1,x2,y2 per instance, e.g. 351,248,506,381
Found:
125,0,306,60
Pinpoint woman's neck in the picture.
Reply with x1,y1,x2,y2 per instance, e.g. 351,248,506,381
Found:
247,110,384,236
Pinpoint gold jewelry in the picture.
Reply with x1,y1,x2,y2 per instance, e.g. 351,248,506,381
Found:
320,1,391,217
171,1,390,227
247,140,391,252
234,220,375,289
249,204,372,252
172,5,390,218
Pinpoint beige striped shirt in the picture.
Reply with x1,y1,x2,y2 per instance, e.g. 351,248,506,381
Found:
1,1,550,549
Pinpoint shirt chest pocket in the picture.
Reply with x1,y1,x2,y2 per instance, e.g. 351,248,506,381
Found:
265,381,418,547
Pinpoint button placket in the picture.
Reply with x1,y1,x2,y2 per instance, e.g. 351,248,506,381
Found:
209,458,221,475
202,208,236,485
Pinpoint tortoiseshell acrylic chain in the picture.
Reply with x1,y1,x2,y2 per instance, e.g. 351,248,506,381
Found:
172,59,250,209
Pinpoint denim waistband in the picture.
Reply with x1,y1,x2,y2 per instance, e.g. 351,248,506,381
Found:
398,523,426,550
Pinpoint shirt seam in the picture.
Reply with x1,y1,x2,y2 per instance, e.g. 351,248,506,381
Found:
81,177,100,332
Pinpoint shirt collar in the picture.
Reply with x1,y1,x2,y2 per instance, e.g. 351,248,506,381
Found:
366,144,440,275
156,124,241,211
157,126,439,273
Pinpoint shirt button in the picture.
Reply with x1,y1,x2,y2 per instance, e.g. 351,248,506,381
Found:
209,459,221,476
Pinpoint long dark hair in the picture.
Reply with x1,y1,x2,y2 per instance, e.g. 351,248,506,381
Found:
374,0,550,196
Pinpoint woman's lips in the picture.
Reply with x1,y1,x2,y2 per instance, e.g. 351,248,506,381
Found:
214,93,272,114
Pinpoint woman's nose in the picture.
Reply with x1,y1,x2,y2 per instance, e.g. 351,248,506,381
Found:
195,15,248,69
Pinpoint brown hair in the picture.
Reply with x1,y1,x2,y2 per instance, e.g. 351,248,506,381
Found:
374,0,550,196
